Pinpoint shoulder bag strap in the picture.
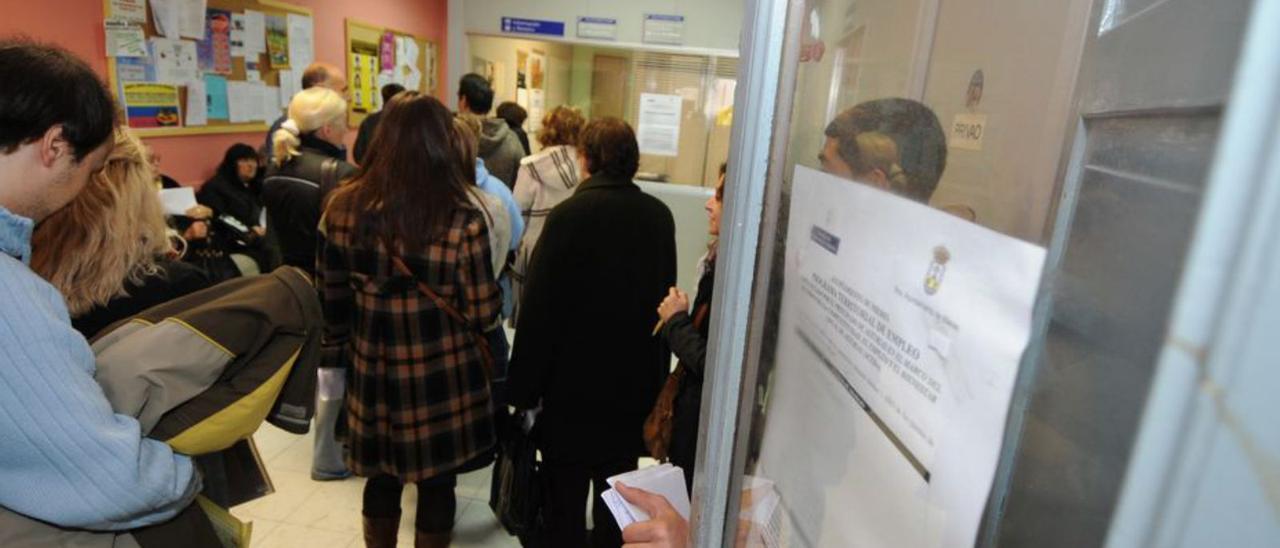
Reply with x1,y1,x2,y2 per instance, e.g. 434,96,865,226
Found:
382,237,495,380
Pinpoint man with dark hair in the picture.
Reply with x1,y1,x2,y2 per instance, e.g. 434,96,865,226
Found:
263,61,348,159
352,82,406,165
819,97,947,203
457,73,525,188
0,39,200,535
509,117,676,548
494,101,531,155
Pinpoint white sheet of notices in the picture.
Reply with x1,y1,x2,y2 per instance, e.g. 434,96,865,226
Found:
756,166,1045,547
637,93,683,157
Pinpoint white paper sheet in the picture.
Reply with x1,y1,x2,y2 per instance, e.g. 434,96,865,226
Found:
756,166,1046,548
242,10,266,55
184,78,207,126
599,464,690,530
636,93,683,157
105,19,148,58
226,81,262,123
245,69,261,82
286,14,314,71
177,0,206,40
261,86,280,122
229,13,246,57
159,187,198,216
277,69,296,109
148,0,179,39
150,37,199,84
110,0,148,23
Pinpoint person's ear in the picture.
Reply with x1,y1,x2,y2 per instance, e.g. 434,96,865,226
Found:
38,125,71,168
866,168,891,190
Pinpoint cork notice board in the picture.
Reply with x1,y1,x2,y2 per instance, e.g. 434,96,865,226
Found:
103,0,312,137
344,18,438,128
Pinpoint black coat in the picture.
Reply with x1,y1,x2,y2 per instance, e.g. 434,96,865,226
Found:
663,255,715,489
72,260,213,339
261,139,355,275
508,173,677,464
352,111,382,166
197,172,263,231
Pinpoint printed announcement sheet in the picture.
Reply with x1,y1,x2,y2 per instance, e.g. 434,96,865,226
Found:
756,166,1046,547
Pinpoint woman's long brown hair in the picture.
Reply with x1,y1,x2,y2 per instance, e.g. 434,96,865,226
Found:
326,91,477,253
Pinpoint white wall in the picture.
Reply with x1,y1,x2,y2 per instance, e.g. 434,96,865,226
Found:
461,0,743,54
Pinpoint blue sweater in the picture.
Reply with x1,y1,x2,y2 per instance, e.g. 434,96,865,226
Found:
0,206,199,530
477,159,525,319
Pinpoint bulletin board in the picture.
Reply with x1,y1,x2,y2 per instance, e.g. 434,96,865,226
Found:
102,0,313,137
344,18,439,128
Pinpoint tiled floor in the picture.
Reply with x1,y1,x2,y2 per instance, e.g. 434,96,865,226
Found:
230,423,522,548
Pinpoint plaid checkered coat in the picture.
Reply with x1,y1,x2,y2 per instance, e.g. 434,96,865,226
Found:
319,205,501,482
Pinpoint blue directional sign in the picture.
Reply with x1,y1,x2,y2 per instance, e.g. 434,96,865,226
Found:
500,17,566,37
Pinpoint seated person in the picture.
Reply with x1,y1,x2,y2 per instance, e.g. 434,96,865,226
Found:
0,38,199,532
198,143,275,274
31,128,212,339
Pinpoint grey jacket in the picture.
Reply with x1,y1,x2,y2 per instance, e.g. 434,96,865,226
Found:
478,117,526,189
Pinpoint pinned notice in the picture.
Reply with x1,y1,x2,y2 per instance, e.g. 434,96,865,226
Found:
637,93,683,157
643,14,685,45
105,19,148,58
123,83,182,128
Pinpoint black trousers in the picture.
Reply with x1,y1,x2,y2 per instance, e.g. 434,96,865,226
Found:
541,458,637,548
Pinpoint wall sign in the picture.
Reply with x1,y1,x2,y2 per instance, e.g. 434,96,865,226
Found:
643,14,685,45
577,16,618,40
500,17,566,37
637,93,683,157
950,113,988,151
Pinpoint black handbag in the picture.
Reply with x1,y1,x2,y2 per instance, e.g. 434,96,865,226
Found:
489,412,544,544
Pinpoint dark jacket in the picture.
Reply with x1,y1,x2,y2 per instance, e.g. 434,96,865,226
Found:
508,173,677,463
663,254,715,489
72,260,213,339
262,137,356,275
198,172,264,232
507,121,532,156
352,111,382,166
319,204,501,482
478,118,526,189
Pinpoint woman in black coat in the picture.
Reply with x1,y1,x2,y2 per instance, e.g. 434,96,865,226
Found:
197,143,276,274
656,164,726,492
508,118,676,548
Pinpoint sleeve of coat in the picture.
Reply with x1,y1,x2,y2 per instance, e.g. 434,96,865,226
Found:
316,214,353,370
507,208,568,409
662,312,708,380
456,215,502,333
512,164,537,225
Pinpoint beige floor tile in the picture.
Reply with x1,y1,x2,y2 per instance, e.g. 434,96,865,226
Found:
280,478,367,535
456,465,493,501
452,500,519,548
252,423,304,463
244,518,283,547
267,429,318,474
232,468,323,522
255,522,356,548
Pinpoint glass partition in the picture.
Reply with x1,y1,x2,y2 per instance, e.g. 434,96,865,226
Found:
466,34,737,187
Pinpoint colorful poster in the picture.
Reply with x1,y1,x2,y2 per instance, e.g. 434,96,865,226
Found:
123,83,182,128
265,15,289,68
380,32,396,74
115,56,155,83
197,9,232,74
203,74,229,120
110,0,148,23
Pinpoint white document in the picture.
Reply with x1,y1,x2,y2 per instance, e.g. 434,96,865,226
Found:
949,113,988,152
148,0,179,39
105,19,148,58
242,10,267,55
159,187,198,216
245,69,261,82
150,37,199,84
528,89,545,132
637,93,683,157
226,81,262,123
286,14,314,71
277,69,297,109
599,464,690,530
229,13,246,57
177,0,206,40
184,78,207,126
111,0,148,23
261,86,281,121
755,166,1046,547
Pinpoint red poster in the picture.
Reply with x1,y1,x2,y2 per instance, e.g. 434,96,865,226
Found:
198,9,233,75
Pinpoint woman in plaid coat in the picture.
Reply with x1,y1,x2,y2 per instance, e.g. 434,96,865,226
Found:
318,91,501,548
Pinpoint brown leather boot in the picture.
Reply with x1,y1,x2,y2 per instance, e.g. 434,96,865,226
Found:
362,513,401,548
413,530,451,548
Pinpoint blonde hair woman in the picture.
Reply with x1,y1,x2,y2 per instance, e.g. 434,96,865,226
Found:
30,128,211,338
261,86,354,276
509,105,585,323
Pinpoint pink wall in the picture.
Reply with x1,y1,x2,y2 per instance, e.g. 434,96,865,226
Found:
0,0,448,187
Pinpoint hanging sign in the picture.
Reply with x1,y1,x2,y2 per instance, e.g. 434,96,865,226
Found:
500,17,566,37
643,14,685,45
577,17,618,40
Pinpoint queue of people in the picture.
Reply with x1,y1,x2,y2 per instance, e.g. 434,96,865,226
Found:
0,33,954,548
